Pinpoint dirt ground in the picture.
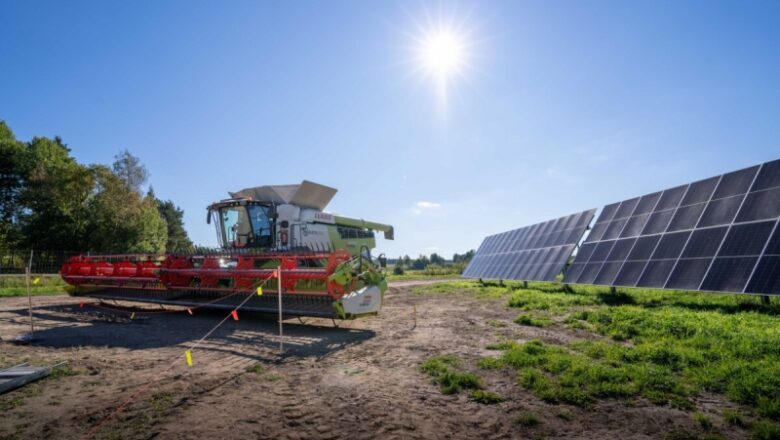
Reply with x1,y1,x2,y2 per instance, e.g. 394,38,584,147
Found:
0,282,745,440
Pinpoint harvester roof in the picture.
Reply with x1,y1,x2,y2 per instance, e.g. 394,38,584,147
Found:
228,180,337,211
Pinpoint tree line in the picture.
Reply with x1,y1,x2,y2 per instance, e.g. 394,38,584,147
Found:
394,250,475,271
0,120,192,253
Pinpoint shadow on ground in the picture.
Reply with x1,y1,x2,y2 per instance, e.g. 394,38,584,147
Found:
2,303,375,361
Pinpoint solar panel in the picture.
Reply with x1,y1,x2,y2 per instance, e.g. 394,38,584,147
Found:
563,159,780,295
462,209,596,282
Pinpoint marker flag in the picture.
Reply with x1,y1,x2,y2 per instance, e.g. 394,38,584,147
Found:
187,308,193,315
130,312,135,320
231,310,239,321
79,301,85,308
33,277,41,285
185,350,193,367
256,287,263,296
272,269,278,279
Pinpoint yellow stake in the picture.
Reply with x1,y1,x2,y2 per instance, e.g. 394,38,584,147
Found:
256,287,263,296
185,350,193,367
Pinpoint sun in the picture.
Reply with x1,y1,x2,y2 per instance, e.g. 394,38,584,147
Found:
419,29,466,79
409,19,475,113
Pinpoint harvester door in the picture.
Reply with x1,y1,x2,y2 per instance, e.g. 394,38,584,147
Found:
248,205,274,248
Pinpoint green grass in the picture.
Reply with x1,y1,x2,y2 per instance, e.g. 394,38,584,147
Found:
555,408,573,420
723,409,747,427
420,354,483,395
515,412,541,427
245,364,264,374
386,266,462,281
49,364,79,379
0,275,68,297
470,389,504,404
571,307,780,418
411,280,510,299
147,392,174,418
413,280,780,425
693,412,713,430
387,271,455,281
750,420,780,440
515,314,553,327
481,339,689,406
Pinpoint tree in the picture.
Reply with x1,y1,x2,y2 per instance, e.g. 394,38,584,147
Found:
0,121,26,247
412,255,430,270
112,149,148,193
156,197,193,252
430,252,445,265
86,166,167,253
130,194,168,253
453,250,475,263
20,136,94,250
0,122,186,253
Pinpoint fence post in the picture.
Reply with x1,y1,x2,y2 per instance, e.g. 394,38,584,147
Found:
278,265,283,352
26,250,35,340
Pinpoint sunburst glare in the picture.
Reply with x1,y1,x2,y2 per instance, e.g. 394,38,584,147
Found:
406,10,478,116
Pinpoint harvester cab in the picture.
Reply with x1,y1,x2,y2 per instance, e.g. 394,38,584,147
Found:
60,180,395,319
207,180,394,257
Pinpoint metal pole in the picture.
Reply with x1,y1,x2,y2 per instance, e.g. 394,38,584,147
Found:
278,265,283,352
26,250,35,339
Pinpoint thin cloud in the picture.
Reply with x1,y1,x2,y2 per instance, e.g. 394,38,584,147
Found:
416,201,441,209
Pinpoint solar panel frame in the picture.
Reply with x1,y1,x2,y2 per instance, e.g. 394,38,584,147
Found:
564,159,780,295
463,209,596,282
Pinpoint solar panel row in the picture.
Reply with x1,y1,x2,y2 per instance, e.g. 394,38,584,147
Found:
463,209,596,281
563,159,780,294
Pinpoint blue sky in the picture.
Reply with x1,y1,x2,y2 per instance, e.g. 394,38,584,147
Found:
1,0,779,258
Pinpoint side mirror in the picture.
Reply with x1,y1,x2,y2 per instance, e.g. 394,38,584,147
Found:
378,255,387,268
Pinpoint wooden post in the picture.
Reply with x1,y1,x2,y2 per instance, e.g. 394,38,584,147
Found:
278,266,283,352
26,250,35,339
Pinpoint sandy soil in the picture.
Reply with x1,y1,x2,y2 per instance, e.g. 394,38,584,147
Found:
0,283,747,440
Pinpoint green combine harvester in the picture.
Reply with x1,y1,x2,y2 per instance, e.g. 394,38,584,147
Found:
60,181,394,319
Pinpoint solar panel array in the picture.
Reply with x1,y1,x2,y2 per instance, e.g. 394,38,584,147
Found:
463,209,596,281
563,159,780,294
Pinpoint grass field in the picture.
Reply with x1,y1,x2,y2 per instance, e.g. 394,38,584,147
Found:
414,280,780,439
385,266,462,281
0,275,68,297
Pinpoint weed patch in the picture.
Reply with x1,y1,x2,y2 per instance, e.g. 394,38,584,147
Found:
515,314,553,327
515,412,541,427
245,364,264,374
483,339,691,406
751,420,780,440
420,355,483,395
470,390,503,404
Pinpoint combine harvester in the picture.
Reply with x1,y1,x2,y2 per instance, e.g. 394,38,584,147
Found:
60,181,394,319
